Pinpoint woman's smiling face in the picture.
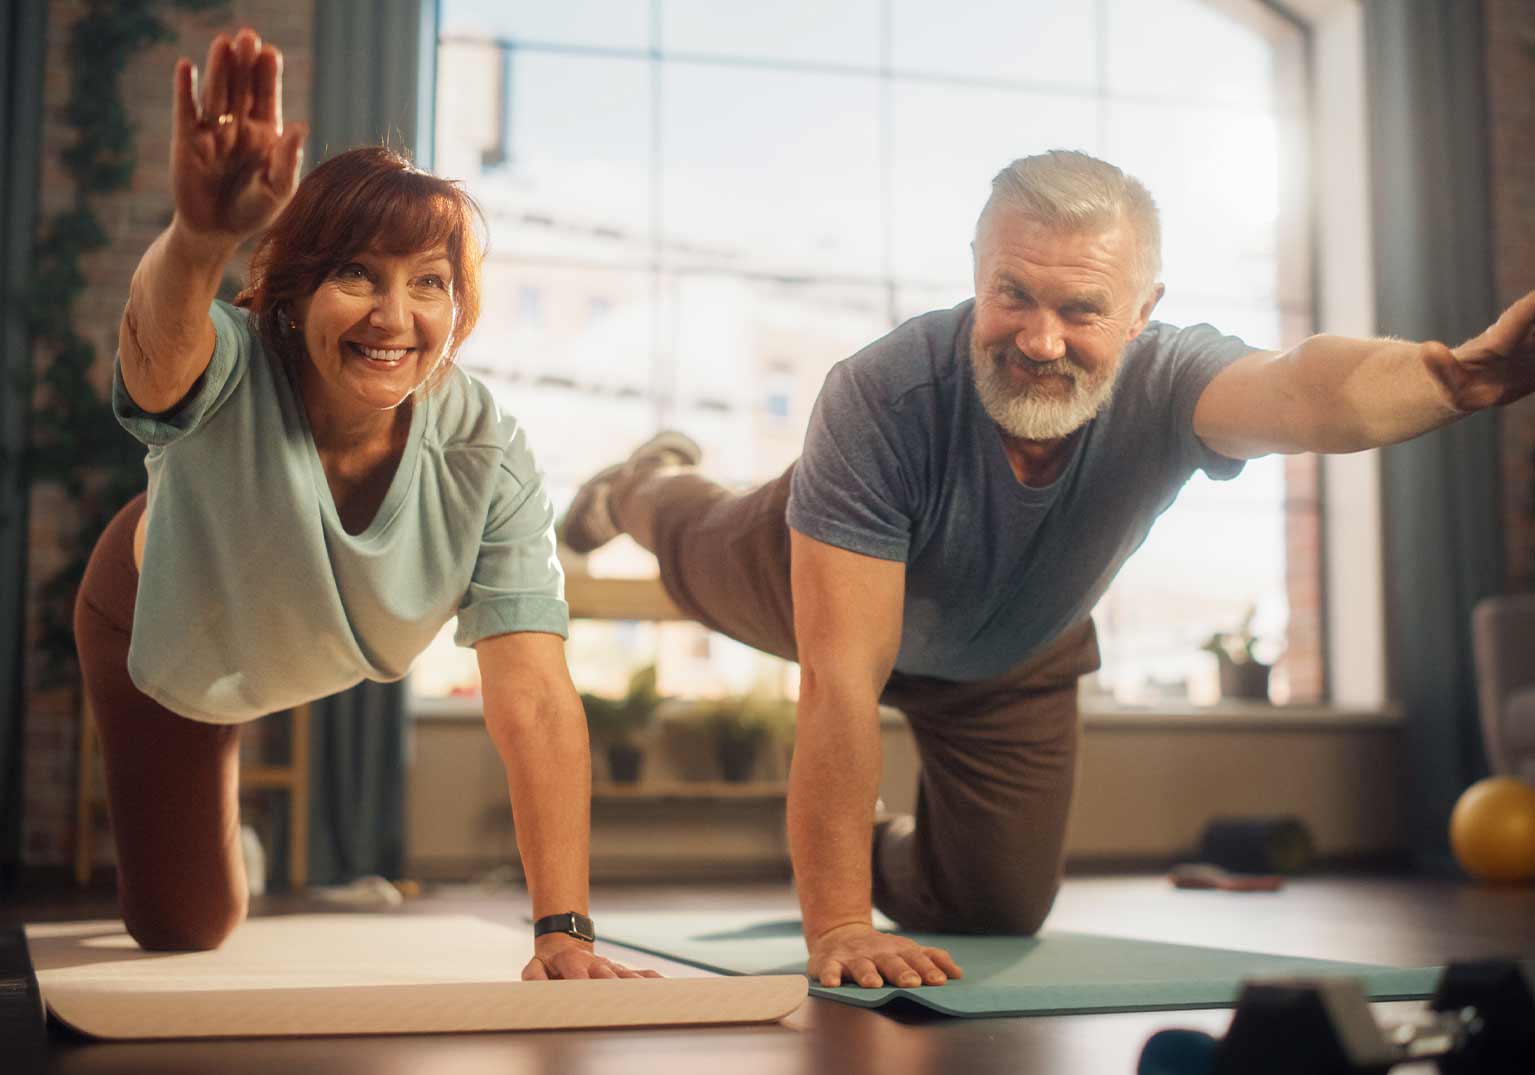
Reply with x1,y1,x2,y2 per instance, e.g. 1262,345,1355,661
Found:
292,246,457,418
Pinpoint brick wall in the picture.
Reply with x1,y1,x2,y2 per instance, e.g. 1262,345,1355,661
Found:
1282,454,1324,703
1486,0,1535,591
21,2,314,870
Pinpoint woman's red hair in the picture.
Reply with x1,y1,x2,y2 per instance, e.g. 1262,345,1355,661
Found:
236,146,484,390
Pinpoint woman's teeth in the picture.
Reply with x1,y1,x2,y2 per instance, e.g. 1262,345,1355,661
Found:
351,343,410,364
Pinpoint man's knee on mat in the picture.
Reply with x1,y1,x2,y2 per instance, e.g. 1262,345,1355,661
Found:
874,817,1063,935
956,896,1057,936
899,895,1057,936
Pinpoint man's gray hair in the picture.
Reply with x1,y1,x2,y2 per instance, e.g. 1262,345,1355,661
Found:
978,150,1162,292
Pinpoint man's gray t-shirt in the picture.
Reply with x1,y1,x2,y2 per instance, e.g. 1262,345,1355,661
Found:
785,299,1254,682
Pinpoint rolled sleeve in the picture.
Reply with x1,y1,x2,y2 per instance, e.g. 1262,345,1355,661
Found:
455,594,569,646
455,449,569,647
113,300,250,447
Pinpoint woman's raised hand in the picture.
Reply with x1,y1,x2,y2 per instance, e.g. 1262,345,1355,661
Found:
171,28,307,244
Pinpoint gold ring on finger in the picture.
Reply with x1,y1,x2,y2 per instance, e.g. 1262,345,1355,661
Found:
216,113,235,126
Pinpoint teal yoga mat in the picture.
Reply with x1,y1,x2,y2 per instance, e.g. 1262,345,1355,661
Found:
600,911,1441,1017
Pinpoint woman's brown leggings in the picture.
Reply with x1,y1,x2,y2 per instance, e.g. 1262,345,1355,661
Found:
73,493,248,950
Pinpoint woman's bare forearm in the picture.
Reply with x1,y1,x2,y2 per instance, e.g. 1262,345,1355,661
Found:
490,689,592,918
118,216,241,414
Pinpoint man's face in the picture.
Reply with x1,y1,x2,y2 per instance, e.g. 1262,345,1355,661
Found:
969,209,1161,441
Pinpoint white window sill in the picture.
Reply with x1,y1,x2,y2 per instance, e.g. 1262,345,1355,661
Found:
411,693,1400,732
876,700,1399,732
1077,701,1400,731
409,695,485,721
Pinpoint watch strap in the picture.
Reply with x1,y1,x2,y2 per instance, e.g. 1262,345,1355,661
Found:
533,911,596,943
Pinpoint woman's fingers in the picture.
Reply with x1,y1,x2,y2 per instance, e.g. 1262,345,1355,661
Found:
528,953,664,981
266,122,307,193
172,59,200,136
225,29,259,122
170,31,300,240
200,33,231,120
251,44,280,125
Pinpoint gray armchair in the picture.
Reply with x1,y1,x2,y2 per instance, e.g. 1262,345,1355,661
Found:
1472,594,1535,784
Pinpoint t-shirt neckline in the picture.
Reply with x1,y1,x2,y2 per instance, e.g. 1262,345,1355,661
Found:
279,354,429,543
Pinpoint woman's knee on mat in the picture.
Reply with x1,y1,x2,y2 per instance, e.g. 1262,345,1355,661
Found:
122,884,248,951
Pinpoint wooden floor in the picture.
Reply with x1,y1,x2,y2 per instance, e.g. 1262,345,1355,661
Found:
5,871,1534,1074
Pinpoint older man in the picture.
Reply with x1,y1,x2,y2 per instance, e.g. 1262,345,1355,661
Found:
559,150,1535,990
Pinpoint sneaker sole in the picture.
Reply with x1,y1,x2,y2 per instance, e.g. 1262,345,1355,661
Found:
557,460,625,553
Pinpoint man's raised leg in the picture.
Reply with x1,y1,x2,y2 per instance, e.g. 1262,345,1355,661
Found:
560,440,800,663
558,431,702,554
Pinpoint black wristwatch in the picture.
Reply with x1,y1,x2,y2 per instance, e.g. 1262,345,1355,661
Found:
533,911,596,944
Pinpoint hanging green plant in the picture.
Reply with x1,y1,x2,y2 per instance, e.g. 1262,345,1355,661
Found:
18,0,228,683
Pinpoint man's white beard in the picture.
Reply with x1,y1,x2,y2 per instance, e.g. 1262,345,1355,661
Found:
969,341,1117,441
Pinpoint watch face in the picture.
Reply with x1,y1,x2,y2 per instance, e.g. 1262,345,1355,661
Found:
570,913,595,941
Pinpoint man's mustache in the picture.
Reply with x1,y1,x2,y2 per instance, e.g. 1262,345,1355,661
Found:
987,346,1082,385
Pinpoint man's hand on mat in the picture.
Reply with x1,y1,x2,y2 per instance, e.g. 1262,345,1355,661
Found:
522,935,662,980
807,923,962,989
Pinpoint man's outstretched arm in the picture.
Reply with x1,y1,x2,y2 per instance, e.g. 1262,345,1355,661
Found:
787,529,962,989
1193,289,1535,459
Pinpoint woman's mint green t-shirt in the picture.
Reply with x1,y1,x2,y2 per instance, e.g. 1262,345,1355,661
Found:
112,300,568,724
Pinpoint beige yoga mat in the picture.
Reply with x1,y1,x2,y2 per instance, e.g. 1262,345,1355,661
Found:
25,914,807,1040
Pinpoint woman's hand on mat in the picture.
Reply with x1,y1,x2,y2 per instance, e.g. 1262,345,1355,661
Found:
807,923,962,989
522,936,663,981
172,27,306,244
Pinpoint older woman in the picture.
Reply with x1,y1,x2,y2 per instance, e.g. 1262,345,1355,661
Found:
72,28,645,981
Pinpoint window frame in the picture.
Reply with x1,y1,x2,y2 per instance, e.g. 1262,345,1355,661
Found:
417,0,1361,711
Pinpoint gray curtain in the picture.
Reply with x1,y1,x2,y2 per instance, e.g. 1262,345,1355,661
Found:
272,0,440,886
310,0,438,167
0,0,46,894
1365,0,1503,872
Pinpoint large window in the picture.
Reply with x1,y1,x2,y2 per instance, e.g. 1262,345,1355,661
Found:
416,0,1320,707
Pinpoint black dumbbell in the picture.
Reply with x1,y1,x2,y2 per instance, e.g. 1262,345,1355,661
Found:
1138,958,1535,1075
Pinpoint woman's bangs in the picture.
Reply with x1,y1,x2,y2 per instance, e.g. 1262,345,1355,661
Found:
350,174,465,263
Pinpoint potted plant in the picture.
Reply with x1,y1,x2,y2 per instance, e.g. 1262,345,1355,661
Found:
581,664,661,784
1201,607,1274,702
691,693,795,783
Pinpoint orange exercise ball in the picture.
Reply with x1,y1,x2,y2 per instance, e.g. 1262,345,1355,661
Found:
1449,776,1535,883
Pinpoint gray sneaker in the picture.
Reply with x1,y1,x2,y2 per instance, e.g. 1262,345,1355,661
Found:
557,431,703,553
